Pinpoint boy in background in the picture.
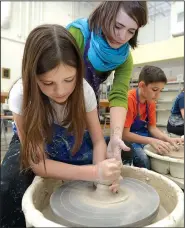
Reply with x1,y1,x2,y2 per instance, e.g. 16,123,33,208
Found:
167,88,184,136
122,65,183,169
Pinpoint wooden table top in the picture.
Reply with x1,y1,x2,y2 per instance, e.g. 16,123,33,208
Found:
1,92,9,103
99,99,109,108
1,92,9,97
1,115,13,120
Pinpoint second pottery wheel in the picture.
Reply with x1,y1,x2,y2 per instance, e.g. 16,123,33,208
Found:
150,144,184,159
50,178,160,227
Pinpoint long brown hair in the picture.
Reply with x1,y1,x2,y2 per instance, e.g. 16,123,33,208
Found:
21,24,86,169
89,1,148,49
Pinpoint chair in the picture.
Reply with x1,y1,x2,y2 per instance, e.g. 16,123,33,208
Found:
1,114,14,146
102,113,110,133
1,118,8,145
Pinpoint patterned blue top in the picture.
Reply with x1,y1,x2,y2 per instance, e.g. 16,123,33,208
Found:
12,123,93,165
171,91,184,115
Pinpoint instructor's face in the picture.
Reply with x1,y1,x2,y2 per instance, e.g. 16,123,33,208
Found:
106,8,138,49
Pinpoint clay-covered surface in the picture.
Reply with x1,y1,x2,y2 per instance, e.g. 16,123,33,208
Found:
50,178,160,227
22,166,184,227
148,145,184,159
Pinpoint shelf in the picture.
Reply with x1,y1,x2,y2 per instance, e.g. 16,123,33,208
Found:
129,84,137,87
130,80,138,83
129,87,182,90
99,99,109,108
129,88,180,91
162,89,179,92
1,92,9,96
156,122,167,127
130,81,184,86
167,81,184,84
156,109,171,111
1,92,9,103
157,100,173,103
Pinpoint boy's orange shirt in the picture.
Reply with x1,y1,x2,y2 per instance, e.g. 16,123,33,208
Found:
124,89,156,128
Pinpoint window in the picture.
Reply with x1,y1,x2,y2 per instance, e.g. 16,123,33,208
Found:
171,2,184,37
1,2,12,29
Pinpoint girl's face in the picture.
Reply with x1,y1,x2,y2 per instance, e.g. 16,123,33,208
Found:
106,8,138,49
37,63,77,104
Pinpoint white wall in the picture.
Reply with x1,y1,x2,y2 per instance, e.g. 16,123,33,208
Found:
1,1,97,92
132,58,184,82
138,2,184,45
138,13,171,45
42,2,73,26
73,2,100,19
1,38,24,92
1,1,184,91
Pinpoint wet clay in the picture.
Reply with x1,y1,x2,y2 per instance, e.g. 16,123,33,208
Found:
50,178,160,227
86,183,129,204
150,144,184,159
168,144,184,158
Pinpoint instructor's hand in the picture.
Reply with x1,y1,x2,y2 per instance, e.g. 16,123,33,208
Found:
107,136,130,161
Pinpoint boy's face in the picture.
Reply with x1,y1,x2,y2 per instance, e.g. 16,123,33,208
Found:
140,82,166,102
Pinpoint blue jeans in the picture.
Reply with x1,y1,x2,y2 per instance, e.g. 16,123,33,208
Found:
1,134,35,228
132,142,151,169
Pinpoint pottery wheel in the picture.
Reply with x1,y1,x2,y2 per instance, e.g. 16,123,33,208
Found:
168,144,184,159
150,144,184,159
50,178,160,227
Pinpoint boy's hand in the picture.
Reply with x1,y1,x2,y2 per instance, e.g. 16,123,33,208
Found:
150,138,172,155
166,137,184,149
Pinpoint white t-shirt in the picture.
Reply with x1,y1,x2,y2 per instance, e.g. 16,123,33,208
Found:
9,78,97,125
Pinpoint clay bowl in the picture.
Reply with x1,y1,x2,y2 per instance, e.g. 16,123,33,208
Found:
144,144,184,179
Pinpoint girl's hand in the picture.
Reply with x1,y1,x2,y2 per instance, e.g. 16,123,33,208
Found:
109,176,123,193
94,158,122,183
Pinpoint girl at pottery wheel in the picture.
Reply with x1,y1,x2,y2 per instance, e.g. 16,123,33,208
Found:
66,1,148,161
0,25,122,228
122,66,184,169
167,88,184,136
